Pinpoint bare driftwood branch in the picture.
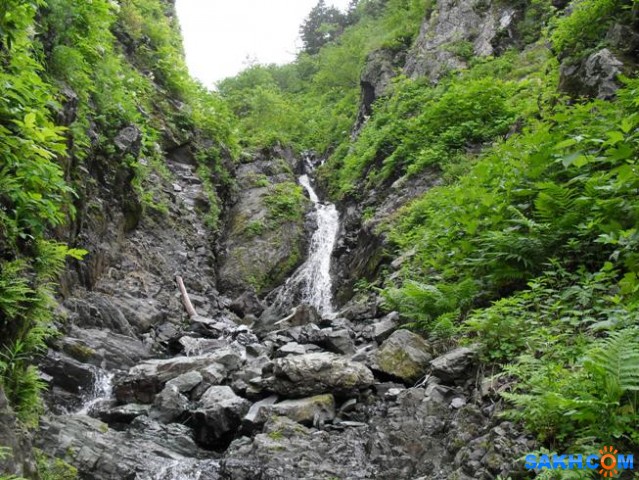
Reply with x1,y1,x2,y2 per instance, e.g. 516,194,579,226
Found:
175,275,197,318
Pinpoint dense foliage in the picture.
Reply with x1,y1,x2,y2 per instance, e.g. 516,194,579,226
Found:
1,0,639,476
0,0,237,454
218,0,430,153
220,0,639,466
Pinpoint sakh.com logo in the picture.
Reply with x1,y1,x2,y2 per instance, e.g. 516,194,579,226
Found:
525,446,634,477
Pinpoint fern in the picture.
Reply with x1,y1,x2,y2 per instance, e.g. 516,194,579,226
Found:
585,328,639,401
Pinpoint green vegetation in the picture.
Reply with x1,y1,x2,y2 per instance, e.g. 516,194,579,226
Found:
0,0,237,438
218,0,431,152
1,0,639,475
265,182,308,224
219,0,639,459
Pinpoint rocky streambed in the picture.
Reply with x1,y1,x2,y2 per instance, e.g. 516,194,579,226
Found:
35,151,534,480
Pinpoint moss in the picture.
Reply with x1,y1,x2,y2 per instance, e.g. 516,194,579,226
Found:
35,449,78,480
63,343,96,362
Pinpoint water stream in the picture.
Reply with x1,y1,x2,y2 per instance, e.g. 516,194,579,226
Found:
76,368,114,415
268,171,340,316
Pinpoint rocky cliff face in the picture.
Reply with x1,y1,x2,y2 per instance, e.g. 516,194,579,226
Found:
217,146,312,298
5,0,637,478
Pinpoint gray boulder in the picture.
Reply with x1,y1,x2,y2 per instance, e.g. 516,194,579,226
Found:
166,370,203,393
374,330,432,383
270,394,336,426
372,311,400,343
150,385,188,423
191,386,251,448
36,415,217,480
114,349,243,403
266,352,374,397
430,347,478,383
559,48,624,99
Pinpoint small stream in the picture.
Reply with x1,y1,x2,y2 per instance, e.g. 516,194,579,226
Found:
76,368,114,415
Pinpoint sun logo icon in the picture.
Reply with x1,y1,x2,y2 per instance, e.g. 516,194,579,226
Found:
599,446,619,477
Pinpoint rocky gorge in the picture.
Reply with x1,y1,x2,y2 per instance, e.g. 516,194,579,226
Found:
29,145,534,479
1,0,638,478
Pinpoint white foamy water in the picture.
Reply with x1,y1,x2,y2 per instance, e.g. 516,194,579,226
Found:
76,368,114,415
136,459,220,480
270,173,340,316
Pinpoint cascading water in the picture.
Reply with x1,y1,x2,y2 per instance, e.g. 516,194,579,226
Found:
268,170,340,316
76,368,114,415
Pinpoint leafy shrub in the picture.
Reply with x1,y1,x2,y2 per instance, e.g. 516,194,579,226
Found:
264,183,307,223
550,0,630,56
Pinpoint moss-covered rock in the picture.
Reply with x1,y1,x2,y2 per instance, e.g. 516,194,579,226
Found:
217,147,311,296
375,329,432,383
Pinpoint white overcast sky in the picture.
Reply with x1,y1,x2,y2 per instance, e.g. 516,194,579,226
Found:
175,0,351,88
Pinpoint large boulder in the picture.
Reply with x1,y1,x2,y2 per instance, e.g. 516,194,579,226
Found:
266,352,374,397
190,386,251,449
372,311,400,343
114,349,243,403
374,330,432,383
270,394,336,426
559,48,624,99
217,147,311,297
430,347,478,383
149,385,189,424
36,414,219,480
59,327,151,369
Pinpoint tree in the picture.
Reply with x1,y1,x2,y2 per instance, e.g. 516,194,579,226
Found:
299,0,347,55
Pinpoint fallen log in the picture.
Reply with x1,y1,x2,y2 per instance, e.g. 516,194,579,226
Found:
175,275,197,318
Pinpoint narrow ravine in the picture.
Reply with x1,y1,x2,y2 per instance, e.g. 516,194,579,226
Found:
36,151,530,480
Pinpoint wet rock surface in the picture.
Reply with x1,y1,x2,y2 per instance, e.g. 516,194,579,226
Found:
35,146,535,480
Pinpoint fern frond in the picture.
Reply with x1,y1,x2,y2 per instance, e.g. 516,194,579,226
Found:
585,328,639,399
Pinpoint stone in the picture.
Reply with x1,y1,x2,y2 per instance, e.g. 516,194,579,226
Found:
372,311,400,343
97,403,150,425
39,350,97,397
191,386,251,449
276,342,308,357
375,329,432,383
114,349,243,403
36,414,216,480
430,347,478,383
322,329,355,355
217,146,311,297
242,395,279,431
404,0,517,81
267,352,375,397
114,125,142,155
149,385,188,424
229,291,265,318
166,370,203,393
60,327,151,369
559,48,624,99
269,394,336,426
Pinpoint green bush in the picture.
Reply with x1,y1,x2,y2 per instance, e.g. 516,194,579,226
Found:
550,0,629,57
264,182,307,223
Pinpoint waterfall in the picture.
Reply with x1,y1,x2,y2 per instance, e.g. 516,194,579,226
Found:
76,368,114,415
268,170,340,317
